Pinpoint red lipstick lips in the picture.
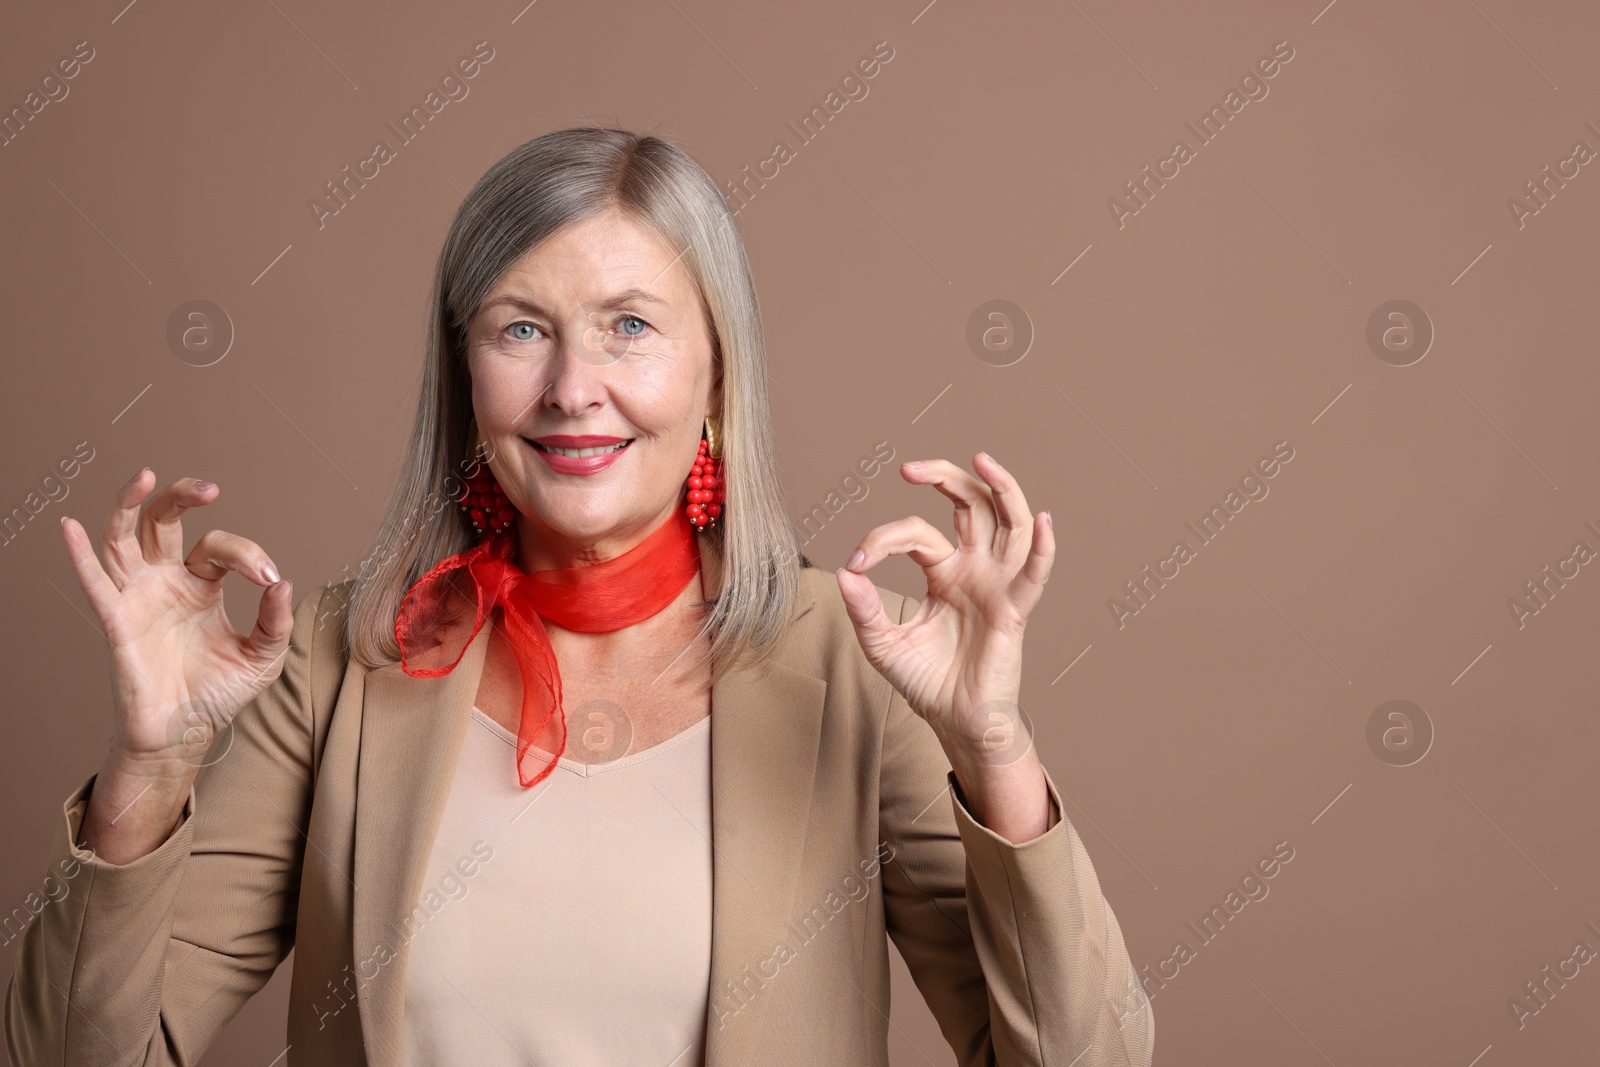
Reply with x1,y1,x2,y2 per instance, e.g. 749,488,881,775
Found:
527,434,633,475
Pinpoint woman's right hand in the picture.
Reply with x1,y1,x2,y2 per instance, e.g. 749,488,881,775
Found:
62,469,295,778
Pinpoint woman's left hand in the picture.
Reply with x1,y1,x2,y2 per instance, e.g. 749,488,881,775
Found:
835,452,1055,766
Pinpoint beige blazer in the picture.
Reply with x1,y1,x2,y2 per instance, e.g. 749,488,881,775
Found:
6,563,1153,1066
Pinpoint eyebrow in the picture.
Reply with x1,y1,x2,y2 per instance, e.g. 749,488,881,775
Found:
478,286,669,318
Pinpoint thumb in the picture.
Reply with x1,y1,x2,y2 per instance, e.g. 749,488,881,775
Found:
243,579,295,679
835,567,897,661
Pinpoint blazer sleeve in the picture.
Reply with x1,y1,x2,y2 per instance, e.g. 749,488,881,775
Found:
878,594,1155,1067
5,585,336,1067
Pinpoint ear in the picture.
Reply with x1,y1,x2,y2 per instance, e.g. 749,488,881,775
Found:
708,361,724,418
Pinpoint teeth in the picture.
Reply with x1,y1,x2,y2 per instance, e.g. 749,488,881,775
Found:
540,442,628,458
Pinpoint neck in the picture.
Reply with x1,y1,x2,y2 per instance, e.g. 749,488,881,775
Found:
541,552,712,682
513,501,681,572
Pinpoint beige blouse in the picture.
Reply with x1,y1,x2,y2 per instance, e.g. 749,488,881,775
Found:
401,706,714,1066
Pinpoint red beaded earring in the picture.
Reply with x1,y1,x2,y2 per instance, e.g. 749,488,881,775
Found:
685,414,724,531
458,421,514,535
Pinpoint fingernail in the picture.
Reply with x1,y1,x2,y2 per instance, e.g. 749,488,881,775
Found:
902,460,923,469
261,560,281,584
1043,510,1053,528
847,549,866,571
195,480,215,491
124,468,146,488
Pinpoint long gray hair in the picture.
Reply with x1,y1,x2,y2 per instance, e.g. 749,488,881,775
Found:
343,126,807,680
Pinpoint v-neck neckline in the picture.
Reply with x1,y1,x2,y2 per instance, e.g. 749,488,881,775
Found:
468,705,710,779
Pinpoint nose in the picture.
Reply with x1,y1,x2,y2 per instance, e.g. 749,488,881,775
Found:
541,324,613,417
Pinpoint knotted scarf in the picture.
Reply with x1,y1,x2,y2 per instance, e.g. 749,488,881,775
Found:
396,507,702,786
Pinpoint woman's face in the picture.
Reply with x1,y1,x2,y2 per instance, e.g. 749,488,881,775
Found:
466,207,721,569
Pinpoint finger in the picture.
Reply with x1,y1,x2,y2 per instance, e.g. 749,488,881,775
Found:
140,478,220,565
843,515,957,575
899,459,995,550
1010,511,1056,615
972,451,1034,557
100,468,157,587
184,529,281,586
241,579,294,678
60,516,120,621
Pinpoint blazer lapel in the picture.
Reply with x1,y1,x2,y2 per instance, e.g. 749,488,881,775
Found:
703,586,823,1066
347,574,824,1067
351,619,489,1067
701,653,827,1065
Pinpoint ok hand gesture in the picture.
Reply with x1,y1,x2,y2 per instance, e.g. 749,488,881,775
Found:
61,469,294,772
835,453,1054,800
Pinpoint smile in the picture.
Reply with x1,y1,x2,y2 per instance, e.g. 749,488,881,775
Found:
526,437,634,476
531,441,632,458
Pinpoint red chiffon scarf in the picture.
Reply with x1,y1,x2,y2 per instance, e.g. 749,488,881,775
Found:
395,507,702,787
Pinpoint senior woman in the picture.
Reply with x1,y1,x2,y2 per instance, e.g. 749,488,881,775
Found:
7,127,1152,1066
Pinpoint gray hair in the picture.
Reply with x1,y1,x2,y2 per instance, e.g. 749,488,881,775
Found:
343,125,808,681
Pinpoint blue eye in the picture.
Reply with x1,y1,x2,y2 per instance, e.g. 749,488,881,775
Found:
508,322,540,341
619,315,651,337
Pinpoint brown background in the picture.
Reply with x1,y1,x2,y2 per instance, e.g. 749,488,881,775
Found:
3,0,1598,1063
